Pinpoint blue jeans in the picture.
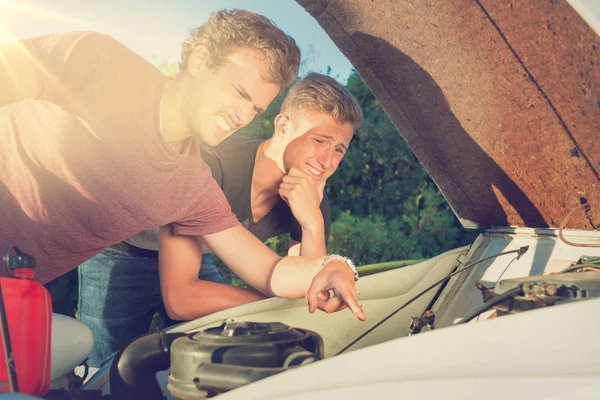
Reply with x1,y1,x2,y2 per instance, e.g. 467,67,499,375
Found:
77,247,224,368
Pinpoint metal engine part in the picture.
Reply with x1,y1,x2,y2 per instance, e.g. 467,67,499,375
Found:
167,321,323,399
483,271,600,314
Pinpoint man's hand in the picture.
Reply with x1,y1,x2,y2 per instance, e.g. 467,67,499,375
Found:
306,260,366,321
202,226,365,321
279,167,326,231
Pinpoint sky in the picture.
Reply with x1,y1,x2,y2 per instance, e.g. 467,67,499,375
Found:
0,0,355,83
1,0,598,85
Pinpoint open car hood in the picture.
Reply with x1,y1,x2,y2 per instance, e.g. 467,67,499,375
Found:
298,0,600,230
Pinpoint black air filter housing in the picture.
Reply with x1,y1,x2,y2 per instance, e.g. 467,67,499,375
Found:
167,321,323,398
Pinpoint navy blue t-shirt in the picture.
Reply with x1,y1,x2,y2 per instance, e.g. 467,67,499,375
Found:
202,135,331,243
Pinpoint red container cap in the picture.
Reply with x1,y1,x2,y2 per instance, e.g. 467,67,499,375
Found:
0,277,52,396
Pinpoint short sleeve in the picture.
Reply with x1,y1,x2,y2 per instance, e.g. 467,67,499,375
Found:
172,175,240,237
21,32,121,102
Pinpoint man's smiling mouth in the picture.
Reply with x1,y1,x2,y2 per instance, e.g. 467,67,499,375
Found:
216,115,233,132
307,164,324,177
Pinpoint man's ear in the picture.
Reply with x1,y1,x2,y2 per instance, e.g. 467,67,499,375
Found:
274,113,290,137
186,46,209,77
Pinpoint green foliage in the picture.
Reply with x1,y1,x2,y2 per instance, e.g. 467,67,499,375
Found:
264,233,292,256
328,211,404,266
215,262,250,289
328,209,475,267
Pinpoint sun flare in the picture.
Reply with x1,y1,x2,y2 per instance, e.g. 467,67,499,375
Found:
1,1,91,26
0,22,17,45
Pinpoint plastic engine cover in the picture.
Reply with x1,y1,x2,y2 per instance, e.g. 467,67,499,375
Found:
167,321,323,398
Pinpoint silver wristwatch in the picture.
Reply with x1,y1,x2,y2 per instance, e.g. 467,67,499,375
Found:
322,254,359,282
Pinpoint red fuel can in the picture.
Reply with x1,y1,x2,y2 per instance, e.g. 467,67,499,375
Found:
0,247,52,396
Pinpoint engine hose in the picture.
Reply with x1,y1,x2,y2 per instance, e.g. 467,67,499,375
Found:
454,285,523,325
559,203,600,248
110,331,185,400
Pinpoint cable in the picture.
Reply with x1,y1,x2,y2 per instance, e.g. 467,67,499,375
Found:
477,256,518,322
335,246,529,355
459,262,600,325
558,264,600,274
559,203,600,248
577,266,600,273
454,286,523,325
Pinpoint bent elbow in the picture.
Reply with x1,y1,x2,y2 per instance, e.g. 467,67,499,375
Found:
162,292,186,321
162,284,214,321
162,288,199,321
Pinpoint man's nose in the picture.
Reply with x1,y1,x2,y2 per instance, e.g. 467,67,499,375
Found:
234,105,257,127
317,146,334,170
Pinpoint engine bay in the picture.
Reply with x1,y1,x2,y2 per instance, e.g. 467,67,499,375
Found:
41,228,600,399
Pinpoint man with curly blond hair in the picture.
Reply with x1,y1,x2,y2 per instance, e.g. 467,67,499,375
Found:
0,8,365,362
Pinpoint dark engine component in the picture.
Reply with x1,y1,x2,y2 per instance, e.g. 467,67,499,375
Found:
167,321,323,399
468,271,600,320
110,331,185,400
456,271,600,324
492,271,600,312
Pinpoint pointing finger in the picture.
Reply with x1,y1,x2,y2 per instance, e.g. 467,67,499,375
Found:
338,289,366,321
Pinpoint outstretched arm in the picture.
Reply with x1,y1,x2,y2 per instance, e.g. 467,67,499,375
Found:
160,224,365,321
202,225,365,321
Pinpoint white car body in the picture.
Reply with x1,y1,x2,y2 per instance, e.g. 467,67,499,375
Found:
79,228,600,398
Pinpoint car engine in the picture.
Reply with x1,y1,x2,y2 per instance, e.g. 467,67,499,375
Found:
108,321,323,399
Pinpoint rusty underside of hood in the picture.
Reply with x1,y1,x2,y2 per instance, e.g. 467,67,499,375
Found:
298,0,600,230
